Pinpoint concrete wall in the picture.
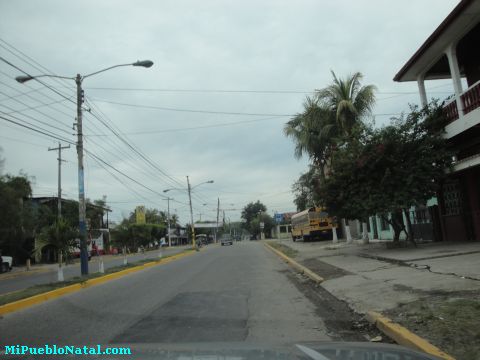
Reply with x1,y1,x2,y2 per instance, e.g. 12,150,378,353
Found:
272,224,292,239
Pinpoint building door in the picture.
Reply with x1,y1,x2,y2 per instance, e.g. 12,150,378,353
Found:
441,178,468,241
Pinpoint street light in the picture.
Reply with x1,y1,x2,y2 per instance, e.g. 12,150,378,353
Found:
16,60,154,275
162,197,173,247
163,178,214,248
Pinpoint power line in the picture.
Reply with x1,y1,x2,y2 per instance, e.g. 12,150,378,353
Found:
87,116,285,136
83,86,453,95
0,112,189,210
0,70,77,118
85,98,189,190
0,114,75,145
0,89,73,131
0,55,76,106
0,106,72,135
0,134,48,148
90,97,293,117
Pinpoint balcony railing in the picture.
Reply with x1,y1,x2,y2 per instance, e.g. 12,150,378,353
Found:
461,80,480,115
442,80,480,123
443,98,459,123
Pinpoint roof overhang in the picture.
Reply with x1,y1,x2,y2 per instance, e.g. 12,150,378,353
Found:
394,0,480,82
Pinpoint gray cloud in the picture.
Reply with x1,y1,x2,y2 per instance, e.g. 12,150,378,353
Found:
0,0,459,223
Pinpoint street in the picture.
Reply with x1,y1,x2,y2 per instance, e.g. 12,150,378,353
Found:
0,241,373,350
0,246,188,295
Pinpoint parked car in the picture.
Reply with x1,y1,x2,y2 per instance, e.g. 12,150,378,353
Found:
221,235,233,246
1,255,13,273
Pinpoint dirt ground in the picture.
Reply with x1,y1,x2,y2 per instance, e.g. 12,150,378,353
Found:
385,290,480,360
282,268,391,343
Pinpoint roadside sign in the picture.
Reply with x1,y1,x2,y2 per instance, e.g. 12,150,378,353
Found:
274,213,283,224
260,222,265,229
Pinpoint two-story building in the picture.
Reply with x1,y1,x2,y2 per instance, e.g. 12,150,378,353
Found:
394,0,480,242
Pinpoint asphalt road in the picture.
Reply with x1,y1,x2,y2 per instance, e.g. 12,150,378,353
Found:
0,246,188,295
1,241,336,349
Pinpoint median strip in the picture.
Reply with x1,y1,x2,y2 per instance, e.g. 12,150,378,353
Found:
264,242,324,283
0,249,195,316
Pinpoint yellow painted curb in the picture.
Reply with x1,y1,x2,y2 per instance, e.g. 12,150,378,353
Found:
264,242,324,283
366,311,455,360
0,250,195,316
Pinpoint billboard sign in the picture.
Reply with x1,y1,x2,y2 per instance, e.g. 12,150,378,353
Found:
136,205,146,224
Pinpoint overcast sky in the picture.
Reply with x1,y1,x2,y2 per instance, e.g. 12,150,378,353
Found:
0,0,460,224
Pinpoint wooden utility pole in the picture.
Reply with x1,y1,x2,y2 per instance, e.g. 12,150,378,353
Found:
48,143,70,218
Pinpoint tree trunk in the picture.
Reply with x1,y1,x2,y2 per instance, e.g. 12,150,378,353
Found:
343,219,353,243
403,208,417,247
332,226,338,243
362,222,369,244
57,250,64,282
383,213,401,243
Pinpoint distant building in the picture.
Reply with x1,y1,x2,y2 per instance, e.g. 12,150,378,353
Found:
271,212,296,239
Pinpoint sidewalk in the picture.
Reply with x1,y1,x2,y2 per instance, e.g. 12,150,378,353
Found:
271,238,480,314
269,238,480,358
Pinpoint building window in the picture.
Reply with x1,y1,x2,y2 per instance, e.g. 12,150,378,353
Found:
280,226,287,233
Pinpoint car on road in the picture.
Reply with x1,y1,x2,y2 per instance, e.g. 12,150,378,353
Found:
221,235,233,246
1,255,13,273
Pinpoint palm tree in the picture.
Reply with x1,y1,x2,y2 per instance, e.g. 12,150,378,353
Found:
284,96,338,180
286,72,376,243
315,72,376,243
316,71,376,138
170,214,179,227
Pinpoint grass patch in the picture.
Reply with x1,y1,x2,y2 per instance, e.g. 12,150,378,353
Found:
0,251,190,307
389,295,480,360
267,241,299,258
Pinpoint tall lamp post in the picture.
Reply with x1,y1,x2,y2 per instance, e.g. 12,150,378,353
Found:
164,178,213,248
163,197,173,247
16,60,154,275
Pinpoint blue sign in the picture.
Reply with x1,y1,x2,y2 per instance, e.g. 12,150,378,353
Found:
274,213,283,224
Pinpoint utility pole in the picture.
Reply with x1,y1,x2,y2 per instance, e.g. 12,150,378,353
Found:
49,142,70,282
164,197,172,247
215,198,220,243
48,143,70,218
15,60,154,277
186,176,195,247
76,74,89,275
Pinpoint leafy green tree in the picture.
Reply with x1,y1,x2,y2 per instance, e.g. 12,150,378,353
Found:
37,219,79,263
111,224,131,251
284,97,339,179
171,214,179,227
320,101,452,243
285,72,376,238
241,201,267,229
292,166,320,211
0,173,33,261
240,201,274,236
